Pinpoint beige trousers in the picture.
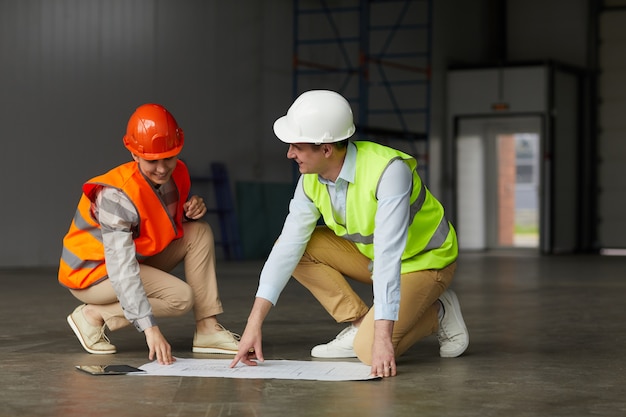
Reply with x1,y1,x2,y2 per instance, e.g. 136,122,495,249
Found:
70,221,224,331
292,226,456,365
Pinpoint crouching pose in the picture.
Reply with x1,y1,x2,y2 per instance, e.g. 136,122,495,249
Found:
231,90,469,377
59,103,239,364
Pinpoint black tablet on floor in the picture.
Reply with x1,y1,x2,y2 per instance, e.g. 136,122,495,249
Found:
75,365,146,375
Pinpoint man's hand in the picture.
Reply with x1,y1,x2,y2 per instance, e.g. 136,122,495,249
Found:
229,297,273,368
144,326,175,365
370,319,396,378
229,323,264,368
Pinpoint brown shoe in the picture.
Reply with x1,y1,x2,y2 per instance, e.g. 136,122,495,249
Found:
67,305,116,354
192,324,240,354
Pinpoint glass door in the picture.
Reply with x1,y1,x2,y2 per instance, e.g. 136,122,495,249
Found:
456,116,543,250
492,132,540,248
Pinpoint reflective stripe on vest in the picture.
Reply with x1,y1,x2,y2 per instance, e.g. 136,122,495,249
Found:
58,160,190,289
303,141,457,272
72,207,103,243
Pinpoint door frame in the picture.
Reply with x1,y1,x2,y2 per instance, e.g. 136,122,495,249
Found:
452,113,549,252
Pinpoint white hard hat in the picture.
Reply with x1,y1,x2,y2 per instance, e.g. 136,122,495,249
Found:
273,90,356,144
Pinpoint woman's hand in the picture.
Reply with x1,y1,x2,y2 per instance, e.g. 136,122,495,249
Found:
183,195,207,220
144,326,175,365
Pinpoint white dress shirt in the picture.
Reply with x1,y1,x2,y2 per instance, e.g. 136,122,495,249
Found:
256,142,413,321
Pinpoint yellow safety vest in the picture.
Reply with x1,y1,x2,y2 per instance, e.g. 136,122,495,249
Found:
303,141,457,272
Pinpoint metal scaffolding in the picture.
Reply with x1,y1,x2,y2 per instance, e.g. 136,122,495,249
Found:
292,0,433,175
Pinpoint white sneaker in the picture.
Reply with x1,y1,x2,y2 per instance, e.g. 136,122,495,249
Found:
437,289,469,358
311,325,358,358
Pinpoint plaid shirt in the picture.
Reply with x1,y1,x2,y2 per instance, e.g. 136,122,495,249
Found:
94,178,178,332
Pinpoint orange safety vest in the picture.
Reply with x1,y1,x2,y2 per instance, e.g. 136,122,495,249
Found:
58,160,191,289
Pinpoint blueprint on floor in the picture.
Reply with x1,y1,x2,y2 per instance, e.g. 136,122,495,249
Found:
137,357,379,381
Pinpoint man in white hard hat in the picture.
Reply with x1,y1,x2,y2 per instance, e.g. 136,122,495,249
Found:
231,90,468,377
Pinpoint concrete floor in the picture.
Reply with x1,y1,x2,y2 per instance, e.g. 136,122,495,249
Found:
1,251,625,417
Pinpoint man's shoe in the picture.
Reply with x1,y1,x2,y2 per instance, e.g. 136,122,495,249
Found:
67,305,116,354
437,289,469,358
192,324,240,354
311,325,358,358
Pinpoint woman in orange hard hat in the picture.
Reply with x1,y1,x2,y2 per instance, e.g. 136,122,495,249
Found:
59,103,239,365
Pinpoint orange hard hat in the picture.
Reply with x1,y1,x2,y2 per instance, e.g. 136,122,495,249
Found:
123,103,184,160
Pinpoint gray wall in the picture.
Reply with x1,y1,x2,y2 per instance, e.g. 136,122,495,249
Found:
0,0,591,267
1,0,294,266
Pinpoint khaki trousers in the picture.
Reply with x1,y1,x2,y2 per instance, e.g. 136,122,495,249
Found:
292,226,456,365
70,221,224,331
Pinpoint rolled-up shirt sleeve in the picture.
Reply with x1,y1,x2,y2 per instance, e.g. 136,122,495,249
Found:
96,187,157,332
